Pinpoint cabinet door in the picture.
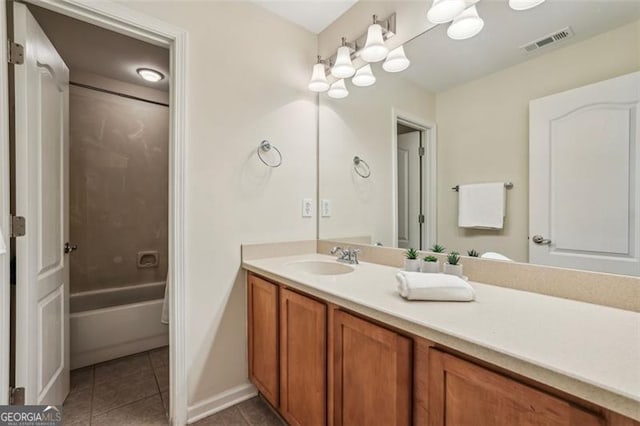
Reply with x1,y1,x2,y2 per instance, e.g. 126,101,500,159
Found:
248,274,279,407
333,311,412,426
280,289,327,426
429,350,604,426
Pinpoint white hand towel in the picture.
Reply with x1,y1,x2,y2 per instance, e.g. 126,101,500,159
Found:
458,183,505,229
396,272,475,302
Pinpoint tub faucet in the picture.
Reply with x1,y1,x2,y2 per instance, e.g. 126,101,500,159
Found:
330,246,361,265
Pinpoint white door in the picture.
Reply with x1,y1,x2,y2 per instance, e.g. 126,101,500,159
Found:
13,2,70,404
397,132,421,249
529,72,640,276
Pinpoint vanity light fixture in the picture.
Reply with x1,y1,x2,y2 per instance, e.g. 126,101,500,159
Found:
328,79,349,99
331,38,356,79
383,46,411,72
427,0,467,24
509,0,546,11
352,64,376,87
447,5,484,40
360,15,389,63
308,56,330,92
136,68,164,82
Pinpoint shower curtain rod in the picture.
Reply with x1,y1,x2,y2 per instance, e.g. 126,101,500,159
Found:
69,81,170,107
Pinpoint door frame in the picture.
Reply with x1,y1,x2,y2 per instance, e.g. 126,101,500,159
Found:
0,1,188,424
391,109,437,250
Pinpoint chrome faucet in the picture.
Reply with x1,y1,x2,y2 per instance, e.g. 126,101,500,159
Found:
330,246,361,265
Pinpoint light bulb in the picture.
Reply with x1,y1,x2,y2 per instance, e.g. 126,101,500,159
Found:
137,68,164,82
427,0,466,24
328,79,349,99
308,63,329,92
509,0,546,11
360,23,389,63
383,46,410,73
331,46,356,79
352,65,376,87
447,5,484,40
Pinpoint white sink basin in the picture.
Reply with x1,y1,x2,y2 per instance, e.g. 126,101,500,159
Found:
285,260,354,276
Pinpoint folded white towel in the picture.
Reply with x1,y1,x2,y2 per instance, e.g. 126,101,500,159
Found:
396,272,475,302
458,183,505,229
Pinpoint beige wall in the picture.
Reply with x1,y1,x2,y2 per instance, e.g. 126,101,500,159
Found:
319,70,436,245
117,0,318,411
69,84,169,293
435,20,640,262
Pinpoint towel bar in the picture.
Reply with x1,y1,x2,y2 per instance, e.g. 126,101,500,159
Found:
452,182,514,192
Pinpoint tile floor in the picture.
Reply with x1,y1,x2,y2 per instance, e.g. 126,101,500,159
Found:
64,347,170,425
192,396,285,426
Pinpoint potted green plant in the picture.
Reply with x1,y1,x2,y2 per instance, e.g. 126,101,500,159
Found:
404,248,420,272
430,243,446,253
421,255,439,273
443,251,463,277
467,249,479,257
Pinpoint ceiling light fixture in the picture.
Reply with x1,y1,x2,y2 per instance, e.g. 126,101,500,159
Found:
427,0,467,24
447,5,485,40
360,15,389,63
509,0,546,11
136,68,164,82
352,65,376,87
331,38,356,79
328,79,349,99
308,57,330,92
383,46,410,72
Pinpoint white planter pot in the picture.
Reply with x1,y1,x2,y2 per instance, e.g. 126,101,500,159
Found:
421,261,439,273
404,259,421,272
443,263,463,277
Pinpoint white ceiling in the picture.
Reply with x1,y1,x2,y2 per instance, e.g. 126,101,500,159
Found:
252,0,358,34
402,0,640,92
28,4,170,92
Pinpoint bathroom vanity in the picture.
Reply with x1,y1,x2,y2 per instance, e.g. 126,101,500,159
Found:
243,252,640,426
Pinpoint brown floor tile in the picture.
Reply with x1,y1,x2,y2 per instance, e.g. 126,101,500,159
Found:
62,390,92,425
154,364,169,392
92,368,159,415
94,352,153,385
160,391,170,418
193,405,249,426
69,367,94,395
150,346,169,370
237,397,285,425
92,394,168,426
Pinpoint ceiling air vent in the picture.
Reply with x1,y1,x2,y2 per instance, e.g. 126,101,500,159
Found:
521,27,574,53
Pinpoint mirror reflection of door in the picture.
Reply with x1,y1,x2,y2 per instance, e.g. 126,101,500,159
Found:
397,122,424,250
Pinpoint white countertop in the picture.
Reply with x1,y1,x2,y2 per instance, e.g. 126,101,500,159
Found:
242,253,640,420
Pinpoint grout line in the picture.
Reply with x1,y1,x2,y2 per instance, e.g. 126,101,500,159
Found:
236,403,252,426
89,366,96,425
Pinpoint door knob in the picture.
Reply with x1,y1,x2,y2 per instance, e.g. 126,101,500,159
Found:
64,242,78,254
532,235,552,245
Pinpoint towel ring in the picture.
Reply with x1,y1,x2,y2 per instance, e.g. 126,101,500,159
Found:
257,140,282,168
353,156,371,178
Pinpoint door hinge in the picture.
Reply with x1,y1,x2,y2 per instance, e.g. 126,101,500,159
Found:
8,41,24,65
11,215,26,238
9,387,25,405
418,146,425,157
418,214,425,224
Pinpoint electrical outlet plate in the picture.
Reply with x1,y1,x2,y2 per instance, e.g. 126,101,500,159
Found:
321,199,331,217
302,198,313,217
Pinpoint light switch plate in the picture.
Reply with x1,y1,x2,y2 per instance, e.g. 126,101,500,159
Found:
302,198,313,217
321,199,331,217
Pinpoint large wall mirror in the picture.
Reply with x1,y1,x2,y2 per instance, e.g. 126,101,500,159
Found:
318,0,640,276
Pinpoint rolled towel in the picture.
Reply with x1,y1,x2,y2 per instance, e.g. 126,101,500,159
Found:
396,271,475,302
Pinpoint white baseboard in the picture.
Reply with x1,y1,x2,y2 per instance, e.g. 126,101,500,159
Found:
187,382,257,424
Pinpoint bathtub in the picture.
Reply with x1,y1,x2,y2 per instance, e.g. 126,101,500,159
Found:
70,281,169,369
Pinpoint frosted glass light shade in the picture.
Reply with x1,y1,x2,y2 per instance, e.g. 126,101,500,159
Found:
427,0,466,24
360,24,389,63
352,65,376,87
308,63,329,92
328,79,349,99
331,46,356,79
447,5,484,40
383,46,410,73
509,0,546,10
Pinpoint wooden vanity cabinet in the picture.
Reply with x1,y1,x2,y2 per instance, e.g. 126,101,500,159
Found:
333,310,413,426
247,274,280,407
428,349,604,426
279,288,327,426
